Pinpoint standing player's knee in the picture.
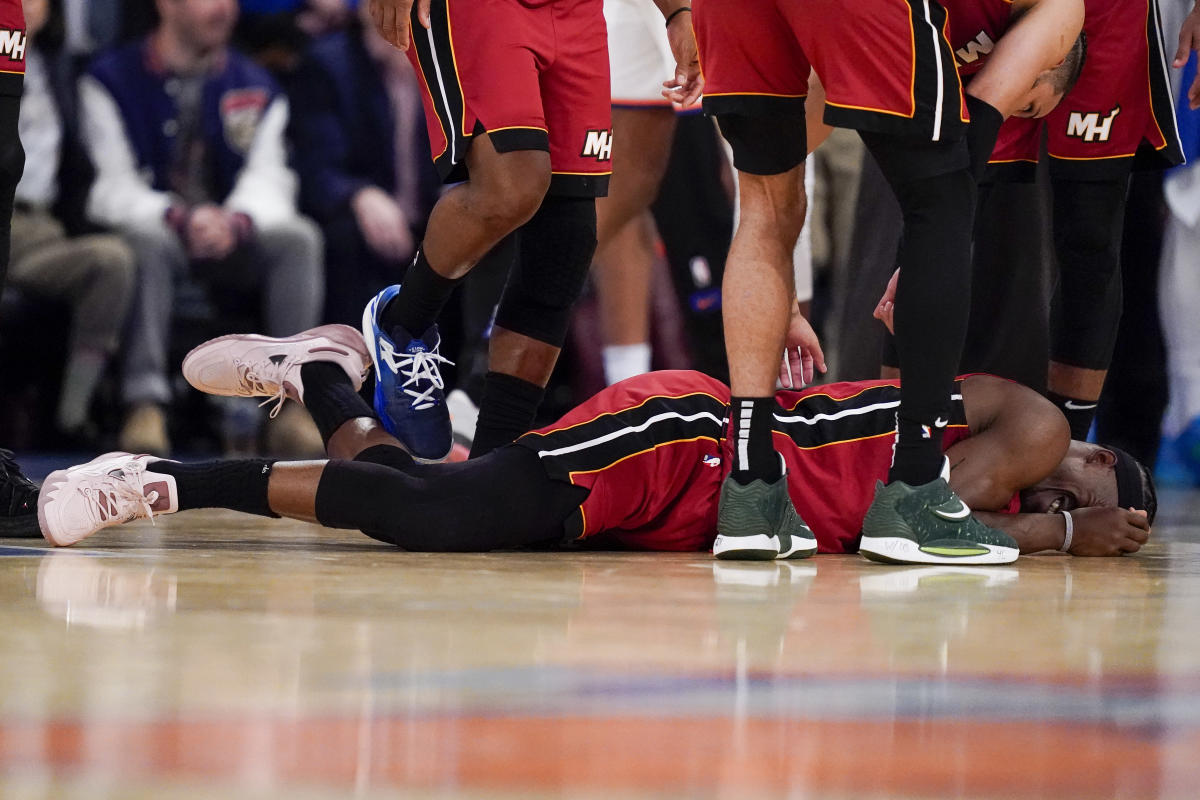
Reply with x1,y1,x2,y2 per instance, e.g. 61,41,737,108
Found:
739,172,807,250
476,150,552,232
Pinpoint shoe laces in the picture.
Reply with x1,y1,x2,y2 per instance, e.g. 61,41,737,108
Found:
379,338,454,411
79,461,159,528
233,358,297,418
0,449,39,515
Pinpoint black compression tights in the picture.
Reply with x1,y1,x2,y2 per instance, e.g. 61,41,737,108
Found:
860,132,976,485
313,444,588,551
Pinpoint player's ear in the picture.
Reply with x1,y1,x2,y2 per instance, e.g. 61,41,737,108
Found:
1087,447,1117,467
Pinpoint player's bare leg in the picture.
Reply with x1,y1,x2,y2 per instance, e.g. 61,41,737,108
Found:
593,107,676,384
714,164,817,561
364,135,553,461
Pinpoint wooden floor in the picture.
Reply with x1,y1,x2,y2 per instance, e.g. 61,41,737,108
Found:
1,489,1199,799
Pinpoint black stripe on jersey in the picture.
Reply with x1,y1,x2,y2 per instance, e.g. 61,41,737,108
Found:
1142,0,1184,168
411,0,471,182
515,392,728,480
772,381,968,449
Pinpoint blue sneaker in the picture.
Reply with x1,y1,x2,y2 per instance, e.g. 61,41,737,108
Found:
361,285,454,461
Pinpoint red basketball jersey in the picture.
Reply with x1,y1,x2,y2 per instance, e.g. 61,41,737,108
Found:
518,371,1021,554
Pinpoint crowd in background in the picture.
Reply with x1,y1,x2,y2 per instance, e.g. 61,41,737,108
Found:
4,0,1200,487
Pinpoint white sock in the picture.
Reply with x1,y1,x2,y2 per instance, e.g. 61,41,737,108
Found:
603,343,652,385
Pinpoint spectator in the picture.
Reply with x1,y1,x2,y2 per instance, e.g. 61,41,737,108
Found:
288,0,436,325
1161,48,1200,479
79,0,324,456
10,0,134,443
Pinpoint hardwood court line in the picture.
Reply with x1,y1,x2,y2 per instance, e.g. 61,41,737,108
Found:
0,715,1194,797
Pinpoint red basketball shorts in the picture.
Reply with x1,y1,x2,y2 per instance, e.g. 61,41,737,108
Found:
989,0,1182,179
694,0,968,142
406,0,612,197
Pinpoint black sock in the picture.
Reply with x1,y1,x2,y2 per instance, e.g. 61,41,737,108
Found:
469,371,545,458
889,414,946,486
729,396,781,485
300,362,376,446
150,459,278,517
1048,391,1098,440
379,249,462,336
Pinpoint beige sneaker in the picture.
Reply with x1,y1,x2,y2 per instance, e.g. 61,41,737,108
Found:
265,401,325,458
38,452,178,546
118,404,170,456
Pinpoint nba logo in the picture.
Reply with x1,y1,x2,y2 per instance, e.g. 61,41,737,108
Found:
921,425,932,440
702,455,722,468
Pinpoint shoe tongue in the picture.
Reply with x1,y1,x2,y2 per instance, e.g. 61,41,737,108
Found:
389,324,437,352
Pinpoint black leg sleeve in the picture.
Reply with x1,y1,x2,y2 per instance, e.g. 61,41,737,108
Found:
314,445,587,551
0,90,25,299
1049,176,1130,370
859,132,976,485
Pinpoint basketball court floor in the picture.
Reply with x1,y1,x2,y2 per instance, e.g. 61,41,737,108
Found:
0,488,1198,799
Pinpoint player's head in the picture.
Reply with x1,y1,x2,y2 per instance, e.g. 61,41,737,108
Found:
1020,440,1157,525
156,0,239,56
1012,31,1088,119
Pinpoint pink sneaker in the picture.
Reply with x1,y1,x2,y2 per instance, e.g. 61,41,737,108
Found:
182,324,370,417
38,453,179,546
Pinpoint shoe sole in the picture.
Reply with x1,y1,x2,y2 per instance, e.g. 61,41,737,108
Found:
183,325,370,397
713,533,817,561
858,535,1019,566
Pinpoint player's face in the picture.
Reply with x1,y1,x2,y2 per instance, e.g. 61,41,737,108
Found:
1020,441,1120,514
1012,71,1064,119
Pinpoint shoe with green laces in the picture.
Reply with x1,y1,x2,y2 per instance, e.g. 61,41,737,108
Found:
858,459,1018,565
713,464,818,561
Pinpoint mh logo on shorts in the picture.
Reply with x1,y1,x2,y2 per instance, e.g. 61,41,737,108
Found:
1066,106,1121,143
581,129,614,161
0,29,26,63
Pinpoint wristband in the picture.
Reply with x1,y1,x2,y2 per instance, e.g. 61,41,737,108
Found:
1058,510,1074,553
665,6,691,26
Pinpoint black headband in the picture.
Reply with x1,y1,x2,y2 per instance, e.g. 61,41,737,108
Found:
1108,446,1145,512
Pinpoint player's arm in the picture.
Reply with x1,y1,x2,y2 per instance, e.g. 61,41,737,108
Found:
1176,0,1200,110
654,0,703,106
968,0,1084,117
975,507,1150,555
945,376,1069,512
367,0,430,51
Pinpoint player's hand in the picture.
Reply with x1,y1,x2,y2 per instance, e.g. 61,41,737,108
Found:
186,204,237,261
1175,2,1200,110
779,305,827,389
662,10,703,107
872,268,900,335
368,0,430,52
352,186,415,262
1066,507,1151,556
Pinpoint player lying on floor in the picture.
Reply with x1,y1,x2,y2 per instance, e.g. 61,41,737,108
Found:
37,325,1153,563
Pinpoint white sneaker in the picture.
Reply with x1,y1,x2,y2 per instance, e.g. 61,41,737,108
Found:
182,324,370,417
446,389,479,448
38,453,179,547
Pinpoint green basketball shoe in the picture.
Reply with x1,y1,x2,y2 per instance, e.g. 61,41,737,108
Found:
858,459,1019,565
713,464,817,561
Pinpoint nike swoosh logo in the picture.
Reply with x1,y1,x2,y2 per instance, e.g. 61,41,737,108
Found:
934,501,971,521
1063,401,1098,411
934,417,949,428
